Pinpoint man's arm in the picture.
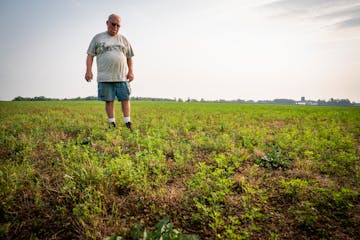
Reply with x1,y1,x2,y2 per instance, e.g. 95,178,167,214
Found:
85,54,94,81
127,57,134,81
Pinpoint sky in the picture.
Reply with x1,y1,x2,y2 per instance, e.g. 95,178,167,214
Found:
0,0,359,102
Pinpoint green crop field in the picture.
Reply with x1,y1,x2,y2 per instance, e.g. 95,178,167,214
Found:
0,101,359,239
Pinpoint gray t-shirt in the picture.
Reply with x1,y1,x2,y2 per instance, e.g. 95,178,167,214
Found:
87,32,134,82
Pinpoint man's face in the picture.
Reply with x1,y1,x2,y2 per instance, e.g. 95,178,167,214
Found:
107,17,121,36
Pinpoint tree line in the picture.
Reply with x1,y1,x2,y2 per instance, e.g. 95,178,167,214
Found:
12,96,358,106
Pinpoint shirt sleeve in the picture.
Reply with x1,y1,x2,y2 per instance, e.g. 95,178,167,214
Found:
121,36,134,58
87,36,97,56
127,44,134,58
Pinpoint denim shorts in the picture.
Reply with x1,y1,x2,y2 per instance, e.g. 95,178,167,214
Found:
98,82,131,101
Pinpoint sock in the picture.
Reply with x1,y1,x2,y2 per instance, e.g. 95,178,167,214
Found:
124,116,131,123
108,118,115,123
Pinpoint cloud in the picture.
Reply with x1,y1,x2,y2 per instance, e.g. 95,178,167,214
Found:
262,0,360,29
265,0,354,10
317,5,360,19
334,17,360,29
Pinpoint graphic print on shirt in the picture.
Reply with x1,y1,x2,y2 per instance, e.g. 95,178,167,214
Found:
95,42,126,56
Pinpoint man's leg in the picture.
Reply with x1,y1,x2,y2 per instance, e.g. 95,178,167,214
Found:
106,101,115,118
121,100,130,118
106,101,116,127
121,100,132,130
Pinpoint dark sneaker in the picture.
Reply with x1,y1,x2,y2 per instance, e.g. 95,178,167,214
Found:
125,122,133,131
109,122,116,128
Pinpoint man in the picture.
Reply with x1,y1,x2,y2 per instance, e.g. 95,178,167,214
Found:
85,14,134,131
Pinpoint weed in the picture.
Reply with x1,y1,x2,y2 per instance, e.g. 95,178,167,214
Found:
0,101,359,239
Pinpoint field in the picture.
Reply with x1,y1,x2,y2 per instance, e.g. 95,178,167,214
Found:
0,101,359,239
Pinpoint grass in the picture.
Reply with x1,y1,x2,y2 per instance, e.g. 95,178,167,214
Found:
0,101,359,239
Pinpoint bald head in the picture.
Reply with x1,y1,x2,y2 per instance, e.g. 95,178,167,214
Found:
106,14,121,36
108,14,121,22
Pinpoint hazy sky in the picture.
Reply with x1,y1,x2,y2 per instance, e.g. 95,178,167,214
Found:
0,0,359,101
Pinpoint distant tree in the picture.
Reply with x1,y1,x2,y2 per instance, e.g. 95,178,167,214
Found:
84,96,97,100
317,99,326,105
34,96,46,101
273,99,297,104
13,96,27,101
335,99,351,106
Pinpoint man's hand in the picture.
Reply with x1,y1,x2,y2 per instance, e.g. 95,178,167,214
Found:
85,55,94,82
126,57,134,82
127,71,134,82
85,71,93,82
